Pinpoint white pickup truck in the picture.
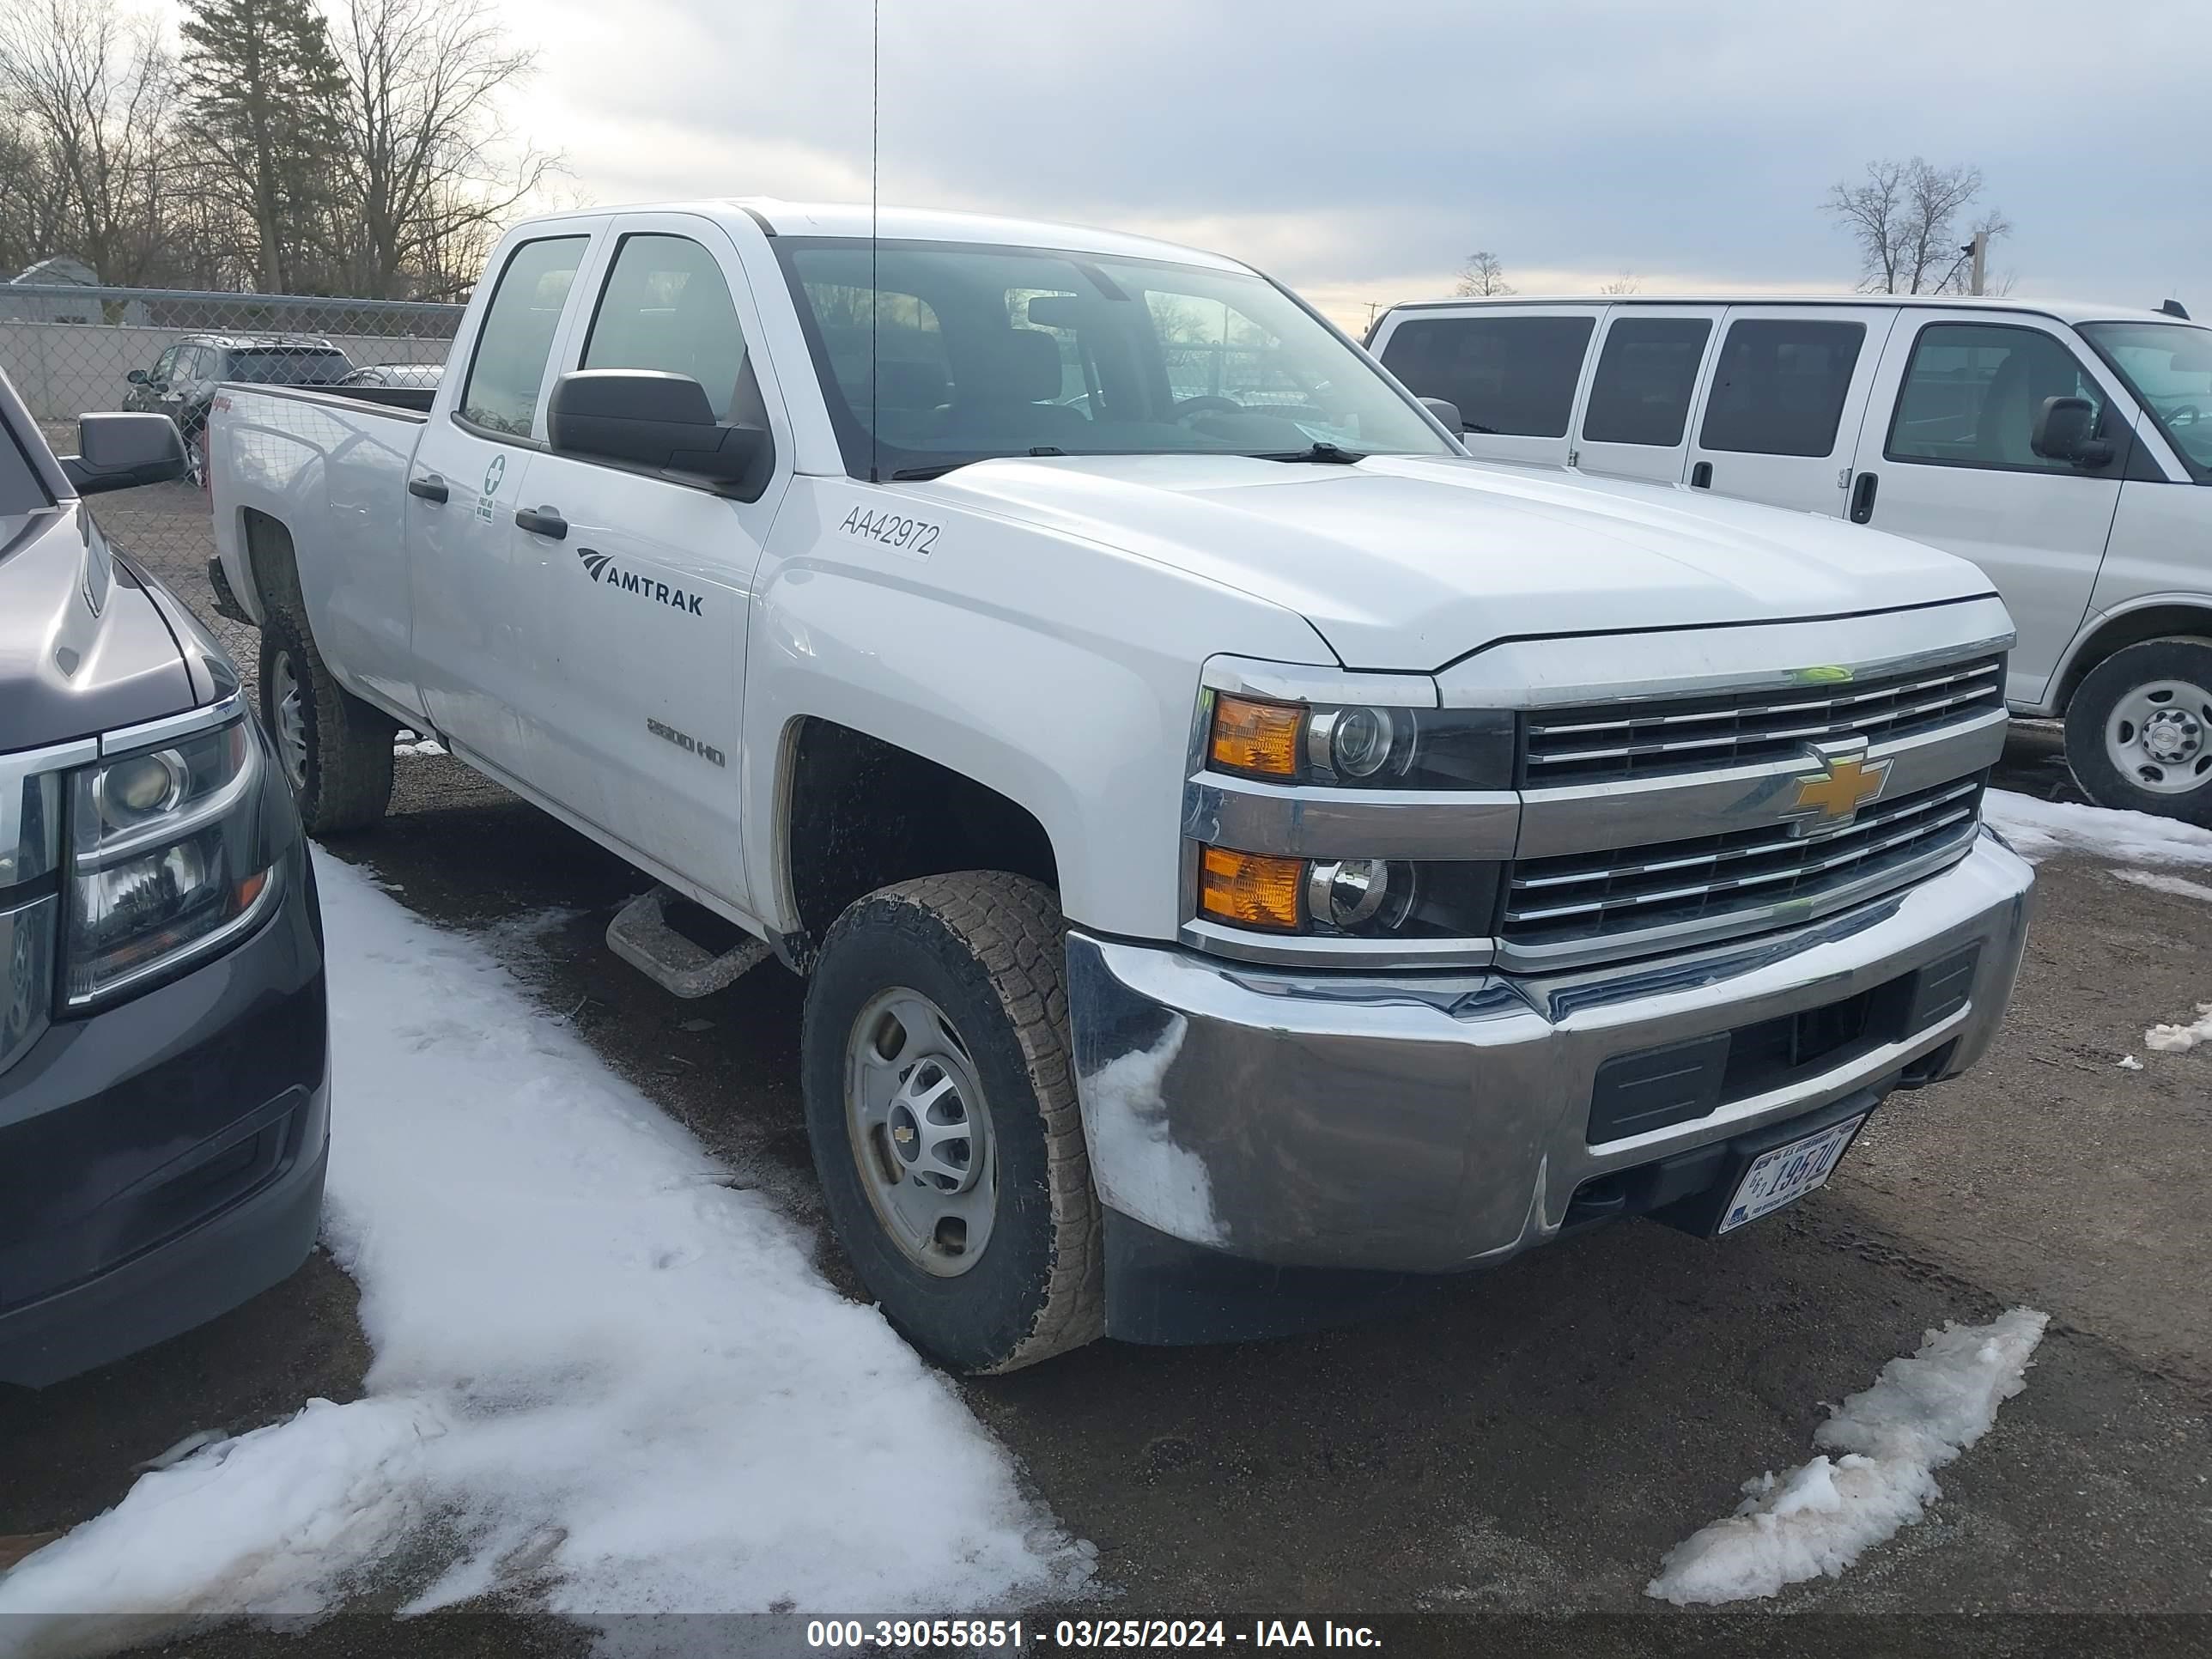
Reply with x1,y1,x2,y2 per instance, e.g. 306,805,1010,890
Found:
210,200,2033,1370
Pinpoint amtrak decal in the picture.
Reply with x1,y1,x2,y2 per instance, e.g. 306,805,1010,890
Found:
577,546,705,616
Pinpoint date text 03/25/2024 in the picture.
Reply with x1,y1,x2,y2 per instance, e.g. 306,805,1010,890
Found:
805,1620,1382,1650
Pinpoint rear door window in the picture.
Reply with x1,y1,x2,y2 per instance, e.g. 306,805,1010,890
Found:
1698,319,1867,456
1379,314,1594,437
1581,317,1711,447
459,235,590,439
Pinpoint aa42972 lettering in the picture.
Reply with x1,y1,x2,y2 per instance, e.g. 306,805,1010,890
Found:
840,506,939,555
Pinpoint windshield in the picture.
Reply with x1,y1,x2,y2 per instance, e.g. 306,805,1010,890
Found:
2079,321,2212,479
1,413,52,518
775,238,1455,477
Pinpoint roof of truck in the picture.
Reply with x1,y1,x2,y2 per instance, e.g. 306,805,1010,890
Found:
512,198,1248,271
1377,294,2197,328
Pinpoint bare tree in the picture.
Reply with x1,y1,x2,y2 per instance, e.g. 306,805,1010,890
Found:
0,0,178,286
1599,270,1641,295
1455,250,1513,297
1824,157,2011,295
328,0,557,299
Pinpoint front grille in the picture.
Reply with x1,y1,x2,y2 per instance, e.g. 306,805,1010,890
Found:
1522,655,2005,786
1503,774,1986,951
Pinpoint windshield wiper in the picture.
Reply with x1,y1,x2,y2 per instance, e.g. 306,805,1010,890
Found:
1249,441,1367,465
890,447,1068,482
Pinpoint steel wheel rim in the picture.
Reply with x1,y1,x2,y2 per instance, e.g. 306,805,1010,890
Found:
2105,678,2212,795
270,650,309,788
843,987,996,1277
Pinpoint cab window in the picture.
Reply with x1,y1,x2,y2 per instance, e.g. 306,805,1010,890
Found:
1379,315,1593,437
459,235,588,439
1698,319,1866,457
582,233,763,425
1887,323,2106,472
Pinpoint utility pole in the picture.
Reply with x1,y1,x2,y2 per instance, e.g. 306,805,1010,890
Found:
1966,231,1988,296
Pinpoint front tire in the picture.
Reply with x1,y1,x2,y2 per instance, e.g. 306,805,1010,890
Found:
2065,637,2212,824
258,601,395,835
802,872,1103,1372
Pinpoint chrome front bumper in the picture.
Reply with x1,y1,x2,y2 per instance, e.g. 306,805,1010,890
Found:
1066,829,2033,1274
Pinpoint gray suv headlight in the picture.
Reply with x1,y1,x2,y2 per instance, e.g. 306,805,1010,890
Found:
64,712,277,1006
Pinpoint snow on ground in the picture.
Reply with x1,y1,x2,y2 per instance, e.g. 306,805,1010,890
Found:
1985,791,2212,867
2143,1004,2212,1054
2113,867,2212,903
0,851,1085,1655
1646,1309,2049,1607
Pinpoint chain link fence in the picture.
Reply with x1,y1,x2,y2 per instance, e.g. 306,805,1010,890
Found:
3,283,461,658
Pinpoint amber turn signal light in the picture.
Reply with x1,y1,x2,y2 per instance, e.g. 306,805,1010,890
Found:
1198,846,1304,931
1209,695,1304,777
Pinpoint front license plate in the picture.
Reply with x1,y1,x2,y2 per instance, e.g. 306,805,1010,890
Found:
1716,1115,1866,1235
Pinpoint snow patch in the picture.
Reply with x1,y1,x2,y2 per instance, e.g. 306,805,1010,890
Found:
1985,791,2212,867
0,851,1083,1645
2118,1054,2145,1072
2112,867,2212,903
2143,1003,2212,1053
1646,1308,2049,1606
1079,1017,1224,1247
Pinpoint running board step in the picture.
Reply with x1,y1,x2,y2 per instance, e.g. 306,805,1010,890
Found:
606,886,771,999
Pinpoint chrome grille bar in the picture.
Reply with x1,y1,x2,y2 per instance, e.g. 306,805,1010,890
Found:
1504,775,1987,946
1525,657,2004,783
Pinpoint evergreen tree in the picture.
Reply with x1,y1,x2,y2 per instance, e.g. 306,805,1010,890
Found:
179,0,346,291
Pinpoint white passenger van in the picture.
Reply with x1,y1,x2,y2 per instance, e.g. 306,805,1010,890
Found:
1369,295,2212,821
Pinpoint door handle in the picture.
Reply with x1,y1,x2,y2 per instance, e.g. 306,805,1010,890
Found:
1690,461,1712,489
408,473,448,503
1848,471,1879,524
514,505,568,539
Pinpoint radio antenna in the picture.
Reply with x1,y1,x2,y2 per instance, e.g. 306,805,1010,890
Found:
868,0,880,484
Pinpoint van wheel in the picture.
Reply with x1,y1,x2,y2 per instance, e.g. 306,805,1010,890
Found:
802,872,1103,1372
258,603,394,835
2066,637,2212,824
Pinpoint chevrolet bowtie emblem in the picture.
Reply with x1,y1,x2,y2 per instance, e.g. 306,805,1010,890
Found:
1788,746,1893,826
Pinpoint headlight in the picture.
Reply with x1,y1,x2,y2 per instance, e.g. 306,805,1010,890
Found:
1197,846,1502,939
1207,694,1514,789
64,713,276,1006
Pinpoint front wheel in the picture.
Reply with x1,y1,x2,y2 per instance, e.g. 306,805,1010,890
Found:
2065,637,2212,823
802,872,1103,1372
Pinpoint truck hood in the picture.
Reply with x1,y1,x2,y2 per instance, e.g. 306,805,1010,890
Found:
925,453,1997,672
0,504,196,751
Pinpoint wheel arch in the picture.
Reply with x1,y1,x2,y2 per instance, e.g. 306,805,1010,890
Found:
772,715,1065,969
2050,598,2212,715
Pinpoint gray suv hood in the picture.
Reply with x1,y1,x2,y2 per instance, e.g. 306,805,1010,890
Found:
0,504,195,750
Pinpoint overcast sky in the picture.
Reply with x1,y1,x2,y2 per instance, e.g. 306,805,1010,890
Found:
494,0,2208,329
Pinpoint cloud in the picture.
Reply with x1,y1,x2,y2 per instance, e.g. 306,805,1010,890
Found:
503,0,2209,316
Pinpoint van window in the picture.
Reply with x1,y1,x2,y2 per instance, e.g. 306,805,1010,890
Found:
1698,319,1866,457
583,234,758,422
2080,320,2212,479
459,235,588,439
1,416,51,515
1581,318,1711,447
1380,315,1593,437
1887,323,2107,472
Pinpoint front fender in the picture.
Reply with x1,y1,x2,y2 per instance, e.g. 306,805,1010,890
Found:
742,481,1330,941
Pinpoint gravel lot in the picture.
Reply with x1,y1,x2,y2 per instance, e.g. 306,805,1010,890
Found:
4,487,2209,1654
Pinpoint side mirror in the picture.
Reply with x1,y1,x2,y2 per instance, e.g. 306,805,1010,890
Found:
1419,397,1464,434
2030,396,2112,467
547,369,771,497
58,411,186,495
125,368,149,386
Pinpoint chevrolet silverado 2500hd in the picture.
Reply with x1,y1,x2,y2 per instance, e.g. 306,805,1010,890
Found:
210,201,2033,1371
